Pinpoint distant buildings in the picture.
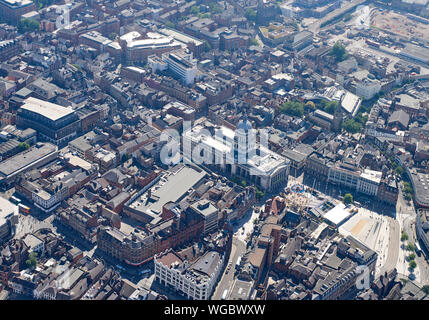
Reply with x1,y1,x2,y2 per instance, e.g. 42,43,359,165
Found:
0,39,19,63
0,0,35,24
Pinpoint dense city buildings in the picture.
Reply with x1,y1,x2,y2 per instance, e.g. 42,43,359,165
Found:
0,0,428,305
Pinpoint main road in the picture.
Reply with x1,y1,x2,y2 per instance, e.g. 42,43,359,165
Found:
307,0,367,33
212,237,246,300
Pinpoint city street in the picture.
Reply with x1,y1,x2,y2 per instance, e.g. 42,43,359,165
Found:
15,213,54,239
212,206,260,300
395,186,429,285
212,237,246,300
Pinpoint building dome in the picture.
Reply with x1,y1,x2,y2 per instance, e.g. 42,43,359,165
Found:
237,116,252,132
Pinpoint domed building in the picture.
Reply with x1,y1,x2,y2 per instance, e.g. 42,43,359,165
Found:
234,115,256,162
183,117,290,192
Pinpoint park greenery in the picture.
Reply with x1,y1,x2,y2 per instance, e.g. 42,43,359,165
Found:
401,231,409,242
342,118,362,134
203,41,211,52
18,19,40,34
18,142,30,151
330,41,348,62
279,100,304,117
343,193,354,205
406,242,416,252
165,21,175,29
403,182,414,201
423,285,429,294
26,252,38,270
231,176,265,199
317,99,338,115
244,8,257,22
249,38,259,46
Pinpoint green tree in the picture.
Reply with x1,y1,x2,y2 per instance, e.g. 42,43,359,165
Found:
244,8,257,22
354,112,368,125
121,153,131,163
209,3,222,14
343,193,354,205
249,38,259,46
18,18,40,34
203,41,211,52
165,21,175,29
408,253,416,261
423,285,429,295
401,231,409,242
190,5,200,15
403,182,413,195
330,41,348,62
305,101,316,111
406,242,416,252
255,187,265,200
324,101,338,115
395,166,404,176
344,13,353,22
108,32,118,41
409,260,417,269
198,13,210,19
342,119,362,134
18,142,30,151
26,252,38,270
279,101,304,117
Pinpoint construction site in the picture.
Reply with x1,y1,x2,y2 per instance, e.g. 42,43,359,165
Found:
371,9,429,41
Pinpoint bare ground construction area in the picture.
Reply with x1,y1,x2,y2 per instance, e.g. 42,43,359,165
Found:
371,10,429,41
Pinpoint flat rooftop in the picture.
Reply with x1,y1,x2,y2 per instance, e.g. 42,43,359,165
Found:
21,97,75,122
157,250,183,268
412,172,429,207
0,142,57,178
360,169,382,184
190,251,220,277
401,44,429,64
323,202,354,226
0,0,33,7
341,91,361,115
158,28,203,46
229,279,253,300
129,165,206,216
0,197,16,226
127,37,178,49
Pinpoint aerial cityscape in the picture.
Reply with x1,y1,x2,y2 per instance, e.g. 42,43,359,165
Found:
0,0,429,304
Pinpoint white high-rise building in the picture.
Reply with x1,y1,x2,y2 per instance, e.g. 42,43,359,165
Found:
162,50,197,85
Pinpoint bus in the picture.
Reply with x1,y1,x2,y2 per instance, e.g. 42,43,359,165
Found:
415,242,422,257
221,289,228,300
9,196,21,205
18,204,30,215
236,256,242,268
140,269,151,276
